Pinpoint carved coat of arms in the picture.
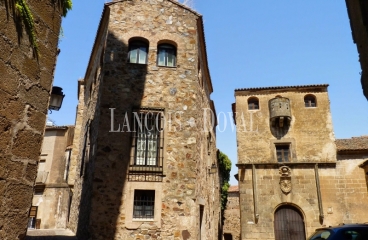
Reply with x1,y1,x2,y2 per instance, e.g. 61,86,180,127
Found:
279,166,292,194
279,179,292,193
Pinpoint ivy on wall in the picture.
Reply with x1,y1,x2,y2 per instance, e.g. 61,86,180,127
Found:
3,0,72,57
218,150,232,211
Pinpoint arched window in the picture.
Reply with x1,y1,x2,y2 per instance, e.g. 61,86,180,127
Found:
248,97,259,110
128,39,149,64
157,44,176,67
304,95,316,107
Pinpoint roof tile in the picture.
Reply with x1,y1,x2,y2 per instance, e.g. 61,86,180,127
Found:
336,136,368,151
228,185,239,192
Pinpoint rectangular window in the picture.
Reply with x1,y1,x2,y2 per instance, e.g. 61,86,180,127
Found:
80,122,91,177
133,190,155,219
129,109,164,182
199,205,204,240
224,233,233,240
276,145,290,162
34,184,45,195
135,112,161,166
28,206,38,229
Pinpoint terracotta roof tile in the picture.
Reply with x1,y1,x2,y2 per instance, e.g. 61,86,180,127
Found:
228,185,239,192
336,136,368,151
235,84,329,92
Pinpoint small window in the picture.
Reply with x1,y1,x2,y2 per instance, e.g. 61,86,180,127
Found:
133,190,155,219
157,44,176,67
207,133,212,155
276,145,290,162
248,97,259,110
34,184,45,195
28,206,38,229
128,40,148,64
224,233,233,240
304,95,316,107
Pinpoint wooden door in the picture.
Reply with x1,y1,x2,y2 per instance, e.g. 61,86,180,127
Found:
274,205,306,240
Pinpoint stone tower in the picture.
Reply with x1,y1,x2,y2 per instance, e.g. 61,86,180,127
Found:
233,84,368,239
68,1,221,239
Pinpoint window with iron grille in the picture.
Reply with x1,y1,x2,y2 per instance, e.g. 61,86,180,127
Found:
248,97,259,110
129,109,164,182
304,95,316,107
133,190,155,219
276,145,290,162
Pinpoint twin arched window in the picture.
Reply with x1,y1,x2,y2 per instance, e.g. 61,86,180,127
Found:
128,39,176,67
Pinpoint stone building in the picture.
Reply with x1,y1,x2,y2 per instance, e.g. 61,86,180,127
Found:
223,185,240,240
233,84,368,240
67,1,221,239
0,2,63,239
28,125,74,230
345,0,368,100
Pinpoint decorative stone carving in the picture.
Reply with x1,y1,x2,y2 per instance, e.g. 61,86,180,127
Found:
279,166,292,194
279,179,292,193
279,166,291,177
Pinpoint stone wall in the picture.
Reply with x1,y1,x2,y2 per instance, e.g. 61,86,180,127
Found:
235,85,336,164
31,126,74,229
69,1,220,239
345,0,368,100
320,156,368,226
67,16,108,237
0,1,62,239
223,187,240,240
234,86,368,240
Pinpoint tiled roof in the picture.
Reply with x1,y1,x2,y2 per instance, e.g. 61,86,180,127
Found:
336,136,368,151
46,125,69,130
228,185,239,192
235,84,329,92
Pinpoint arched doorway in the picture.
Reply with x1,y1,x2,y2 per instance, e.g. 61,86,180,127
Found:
274,205,306,240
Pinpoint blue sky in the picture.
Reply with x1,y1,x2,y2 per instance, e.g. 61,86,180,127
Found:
52,0,368,185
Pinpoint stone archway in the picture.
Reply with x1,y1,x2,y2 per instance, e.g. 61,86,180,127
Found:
274,205,306,240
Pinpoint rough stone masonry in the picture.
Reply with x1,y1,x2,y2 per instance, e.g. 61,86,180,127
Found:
0,1,62,239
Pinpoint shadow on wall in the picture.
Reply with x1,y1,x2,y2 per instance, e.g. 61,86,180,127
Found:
73,29,148,239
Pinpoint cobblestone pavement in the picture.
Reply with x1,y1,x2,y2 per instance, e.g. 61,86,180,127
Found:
26,229,77,240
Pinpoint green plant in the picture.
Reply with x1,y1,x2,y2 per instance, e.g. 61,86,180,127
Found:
3,0,73,57
217,151,232,211
15,0,38,55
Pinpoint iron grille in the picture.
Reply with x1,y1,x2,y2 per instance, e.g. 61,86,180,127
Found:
133,190,155,219
128,110,164,182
